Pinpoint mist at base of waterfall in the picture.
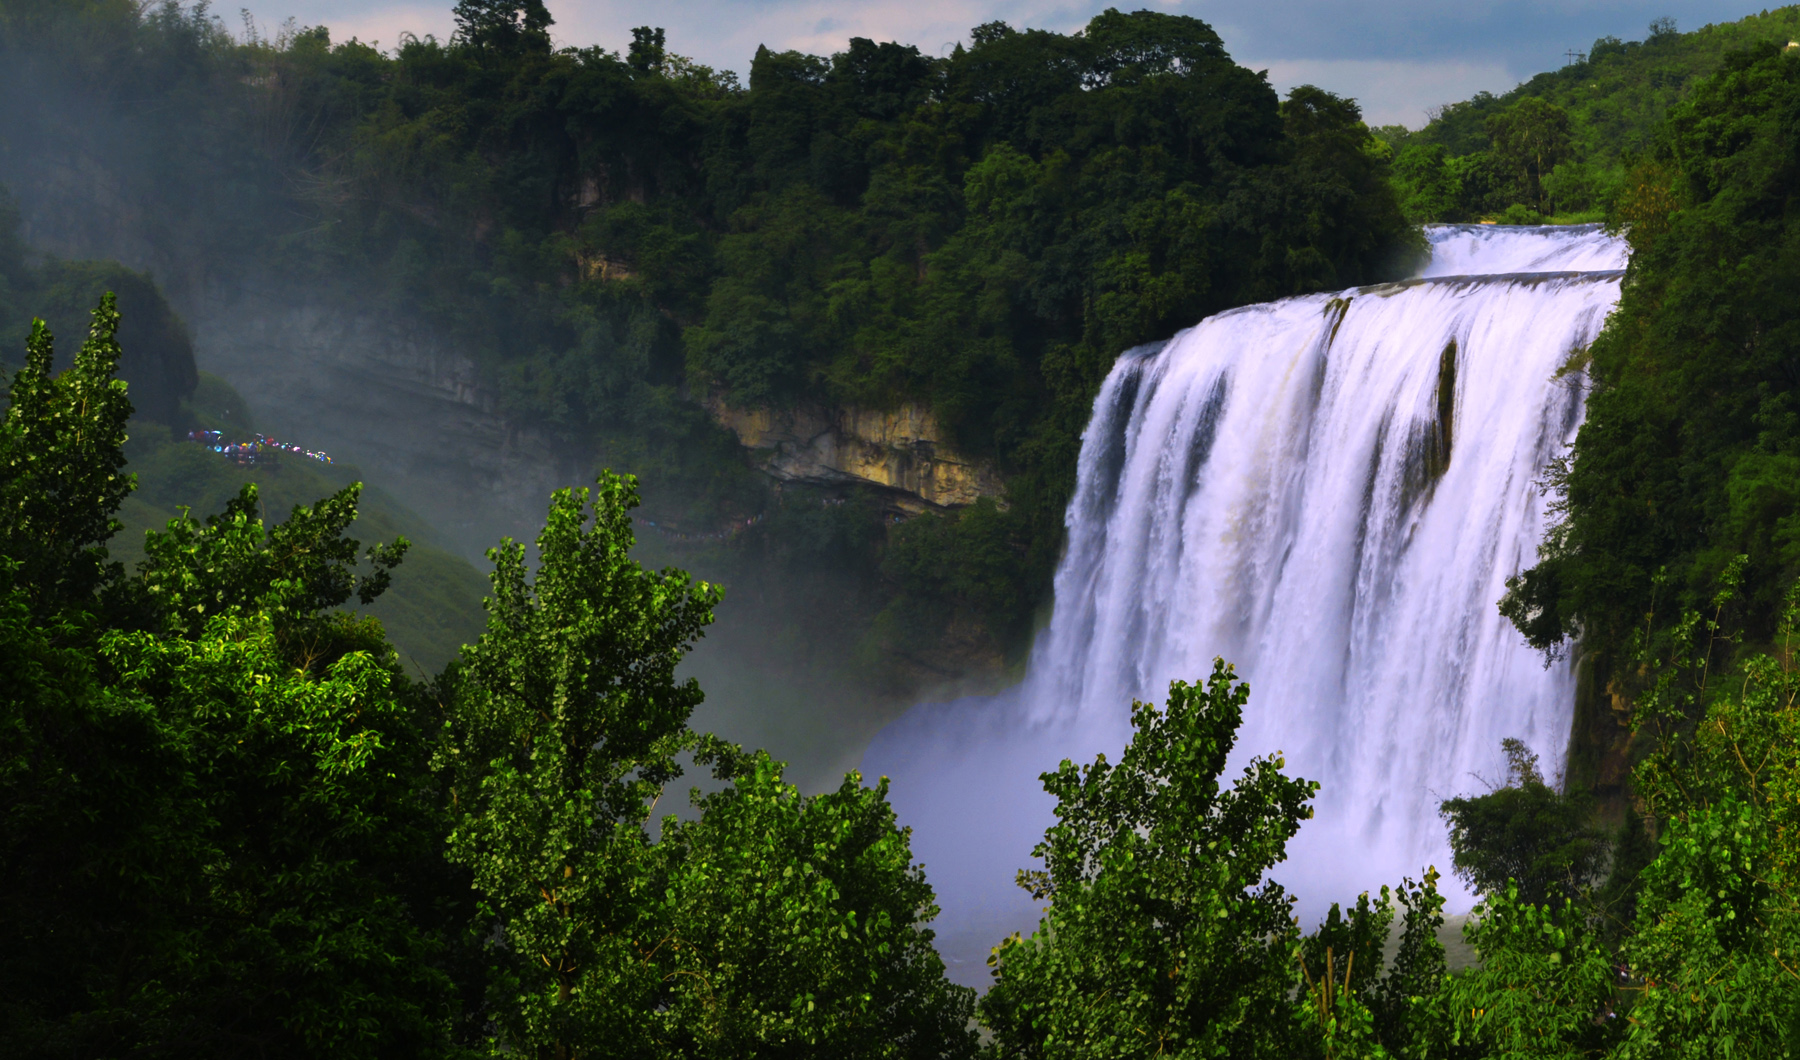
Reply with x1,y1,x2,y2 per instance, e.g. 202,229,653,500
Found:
866,224,1630,989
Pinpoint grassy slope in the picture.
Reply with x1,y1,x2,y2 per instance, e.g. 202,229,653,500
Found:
114,374,489,677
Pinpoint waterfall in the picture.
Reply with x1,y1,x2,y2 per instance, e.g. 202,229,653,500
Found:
863,223,1630,987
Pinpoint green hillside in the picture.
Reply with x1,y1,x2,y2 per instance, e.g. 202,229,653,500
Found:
1381,7,1800,222
115,373,490,676
1,192,488,677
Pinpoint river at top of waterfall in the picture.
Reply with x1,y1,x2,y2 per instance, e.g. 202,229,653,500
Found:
862,223,1630,989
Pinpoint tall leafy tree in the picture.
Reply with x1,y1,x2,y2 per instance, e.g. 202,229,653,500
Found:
443,473,719,1057
0,301,132,616
651,740,978,1059
981,661,1318,1058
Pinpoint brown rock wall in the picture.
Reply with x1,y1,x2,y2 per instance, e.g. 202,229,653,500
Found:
707,397,1006,512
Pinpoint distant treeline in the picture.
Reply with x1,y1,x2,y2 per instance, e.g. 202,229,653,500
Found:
1379,7,1800,222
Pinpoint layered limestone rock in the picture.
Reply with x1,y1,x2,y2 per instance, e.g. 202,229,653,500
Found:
707,398,1005,513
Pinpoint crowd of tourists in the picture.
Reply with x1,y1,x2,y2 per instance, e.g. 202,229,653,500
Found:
186,429,331,467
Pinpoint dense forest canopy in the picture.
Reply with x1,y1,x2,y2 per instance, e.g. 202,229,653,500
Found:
0,0,1415,672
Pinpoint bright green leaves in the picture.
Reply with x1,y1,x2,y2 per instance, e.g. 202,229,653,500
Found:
1620,801,1800,1056
133,482,409,653
0,297,134,617
441,473,976,1058
982,661,1319,1059
652,740,977,1059
450,471,715,783
443,471,719,1057
1427,885,1620,1058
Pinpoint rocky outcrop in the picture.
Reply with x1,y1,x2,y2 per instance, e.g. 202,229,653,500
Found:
706,397,1006,513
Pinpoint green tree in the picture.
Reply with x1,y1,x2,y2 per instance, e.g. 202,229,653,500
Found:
1439,738,1607,907
980,661,1318,1058
442,473,980,1057
1390,142,1462,223
651,740,978,1059
442,472,719,1057
0,297,463,1058
0,302,132,617
1483,97,1572,215
1421,883,1621,1058
452,0,552,53
1608,576,1800,1054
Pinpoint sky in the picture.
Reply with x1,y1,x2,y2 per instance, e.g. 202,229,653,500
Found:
235,1,1787,127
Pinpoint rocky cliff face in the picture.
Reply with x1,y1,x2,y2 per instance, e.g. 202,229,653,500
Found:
706,398,1005,513
189,288,588,561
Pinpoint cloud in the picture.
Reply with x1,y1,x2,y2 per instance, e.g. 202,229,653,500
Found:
1253,57,1518,129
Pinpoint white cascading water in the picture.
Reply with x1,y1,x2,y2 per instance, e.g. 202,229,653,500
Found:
864,224,1631,988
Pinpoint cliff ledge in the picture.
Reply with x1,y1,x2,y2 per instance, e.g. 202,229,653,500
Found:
706,397,1005,512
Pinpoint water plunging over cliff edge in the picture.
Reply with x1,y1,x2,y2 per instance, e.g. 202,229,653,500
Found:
864,223,1631,988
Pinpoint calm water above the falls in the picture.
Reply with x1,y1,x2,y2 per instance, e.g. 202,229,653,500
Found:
864,223,1630,988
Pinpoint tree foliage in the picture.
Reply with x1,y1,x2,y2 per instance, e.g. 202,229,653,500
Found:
0,3,1414,669
652,741,978,1059
981,663,1316,1058
1501,43,1800,663
1440,738,1607,907
0,295,977,1058
442,474,718,1057
0,300,133,615
1382,10,1800,223
0,299,462,1058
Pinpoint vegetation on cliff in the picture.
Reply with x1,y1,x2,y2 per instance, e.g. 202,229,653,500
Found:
1502,41,1800,669
0,0,1415,675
